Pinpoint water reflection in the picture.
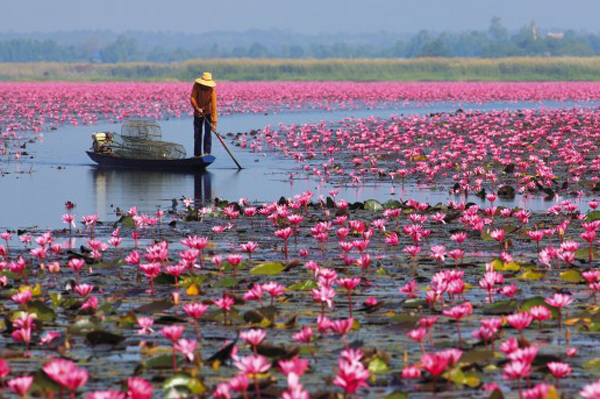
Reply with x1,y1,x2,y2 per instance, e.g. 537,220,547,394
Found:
193,171,213,204
91,168,214,215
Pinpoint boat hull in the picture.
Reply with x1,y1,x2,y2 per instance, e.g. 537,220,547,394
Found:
86,151,215,170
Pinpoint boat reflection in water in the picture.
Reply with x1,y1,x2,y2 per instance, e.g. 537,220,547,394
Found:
91,168,214,219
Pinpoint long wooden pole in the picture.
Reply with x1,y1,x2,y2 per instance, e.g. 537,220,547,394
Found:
204,118,243,170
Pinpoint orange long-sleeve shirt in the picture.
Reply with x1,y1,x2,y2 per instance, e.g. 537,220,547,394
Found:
190,83,218,124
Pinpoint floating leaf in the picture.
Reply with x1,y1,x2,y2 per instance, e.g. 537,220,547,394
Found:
86,330,125,346
181,275,209,287
249,262,285,275
186,284,200,295
20,283,42,296
207,339,238,363
460,350,495,365
31,369,62,394
587,211,600,221
154,273,176,285
517,268,544,281
575,248,600,260
68,318,101,335
144,354,184,369
585,357,600,369
384,392,409,399
163,374,206,395
368,357,389,374
288,280,318,291
402,298,427,309
364,199,383,212
244,310,266,323
28,300,56,320
135,300,172,313
50,293,63,308
483,300,518,315
495,261,521,272
383,200,402,210
214,277,238,288
560,269,583,283
119,216,136,228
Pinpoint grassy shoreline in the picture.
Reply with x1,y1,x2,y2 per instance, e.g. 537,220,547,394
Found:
2,57,600,81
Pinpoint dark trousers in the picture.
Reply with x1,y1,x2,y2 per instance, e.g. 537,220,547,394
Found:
193,115,212,156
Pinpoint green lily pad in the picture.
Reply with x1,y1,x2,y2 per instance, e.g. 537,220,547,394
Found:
118,215,136,228
86,330,125,346
163,374,206,395
575,248,600,261
364,199,384,212
249,262,286,275
144,354,184,370
560,269,584,283
384,392,409,399
585,357,600,369
68,318,101,335
214,277,238,288
460,350,494,365
288,280,318,291
28,300,56,320
587,211,600,221
368,357,389,374
517,268,544,281
154,273,176,285
483,300,518,315
383,200,402,210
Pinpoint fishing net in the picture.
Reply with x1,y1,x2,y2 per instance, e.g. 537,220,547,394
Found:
92,120,186,160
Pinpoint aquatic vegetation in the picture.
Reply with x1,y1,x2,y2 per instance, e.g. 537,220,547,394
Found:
241,106,600,200
0,188,599,397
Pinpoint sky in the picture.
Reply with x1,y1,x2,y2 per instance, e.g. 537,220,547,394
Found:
1,0,598,34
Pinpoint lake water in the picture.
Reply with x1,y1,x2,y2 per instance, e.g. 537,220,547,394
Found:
0,100,594,229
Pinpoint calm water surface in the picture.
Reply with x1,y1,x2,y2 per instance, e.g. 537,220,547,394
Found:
0,101,594,229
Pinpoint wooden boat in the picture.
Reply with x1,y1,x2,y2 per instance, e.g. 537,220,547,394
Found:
87,151,215,171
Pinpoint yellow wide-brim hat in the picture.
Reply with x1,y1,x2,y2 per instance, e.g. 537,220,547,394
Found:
195,72,217,88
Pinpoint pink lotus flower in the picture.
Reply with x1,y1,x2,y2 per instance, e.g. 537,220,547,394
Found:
43,358,88,393
401,365,421,379
506,311,533,340
547,361,571,387
235,354,272,394
127,377,153,399
136,317,154,335
407,327,427,354
0,358,11,378
174,338,197,362
330,318,354,349
8,376,33,398
226,254,244,277
161,325,185,342
214,295,236,325
240,329,267,354
545,293,573,329
311,285,336,314
279,357,309,377
522,383,552,399
333,355,370,395
74,283,94,297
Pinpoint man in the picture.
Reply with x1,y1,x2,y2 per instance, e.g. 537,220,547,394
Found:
190,72,217,157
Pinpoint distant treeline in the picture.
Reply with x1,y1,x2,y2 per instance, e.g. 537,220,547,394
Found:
1,18,600,63
3,58,600,81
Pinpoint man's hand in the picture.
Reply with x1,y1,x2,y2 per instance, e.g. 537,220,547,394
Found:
212,123,218,131
196,107,203,116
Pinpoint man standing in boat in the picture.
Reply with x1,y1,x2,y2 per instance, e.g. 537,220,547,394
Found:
190,72,217,157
